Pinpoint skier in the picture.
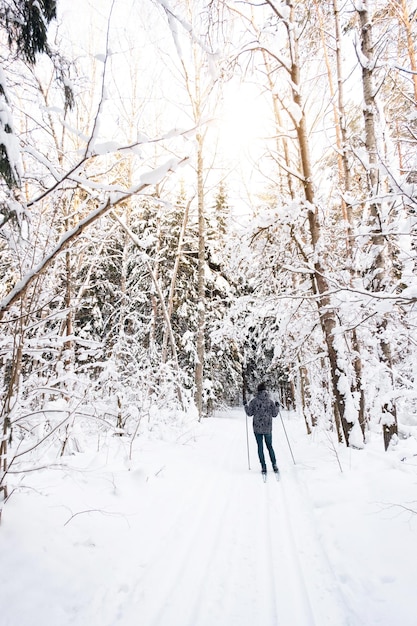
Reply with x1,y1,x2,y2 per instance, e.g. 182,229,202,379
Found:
244,382,279,476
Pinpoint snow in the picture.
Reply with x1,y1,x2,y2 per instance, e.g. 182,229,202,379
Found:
92,141,121,155
287,101,303,125
139,158,181,185
276,2,291,21
1,409,417,626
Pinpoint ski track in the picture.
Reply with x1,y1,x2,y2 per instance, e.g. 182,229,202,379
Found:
86,412,356,626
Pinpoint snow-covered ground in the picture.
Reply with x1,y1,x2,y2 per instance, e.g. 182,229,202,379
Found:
1,409,417,626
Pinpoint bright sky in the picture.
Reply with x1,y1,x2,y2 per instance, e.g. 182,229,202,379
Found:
219,81,271,158
52,0,275,219
57,0,270,145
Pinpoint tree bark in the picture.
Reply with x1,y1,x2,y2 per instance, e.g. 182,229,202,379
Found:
357,0,398,449
264,0,356,444
195,131,206,420
331,0,367,439
162,195,193,364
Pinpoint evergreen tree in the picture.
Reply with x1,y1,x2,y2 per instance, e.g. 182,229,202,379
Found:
0,0,57,188
207,180,230,246
0,0,56,64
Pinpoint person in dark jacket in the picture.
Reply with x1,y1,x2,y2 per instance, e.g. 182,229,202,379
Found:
244,382,279,475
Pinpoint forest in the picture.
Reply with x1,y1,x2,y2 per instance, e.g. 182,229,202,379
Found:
1,0,417,513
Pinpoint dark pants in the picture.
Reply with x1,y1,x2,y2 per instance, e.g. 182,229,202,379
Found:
255,433,276,471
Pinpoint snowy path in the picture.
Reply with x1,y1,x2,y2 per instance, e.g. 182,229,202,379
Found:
3,408,417,625
105,410,350,626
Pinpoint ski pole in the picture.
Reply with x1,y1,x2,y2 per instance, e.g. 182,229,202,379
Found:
245,410,251,470
279,407,296,465
242,359,251,470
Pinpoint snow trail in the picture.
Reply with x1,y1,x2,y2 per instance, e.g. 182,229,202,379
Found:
0,409,368,626
120,409,351,626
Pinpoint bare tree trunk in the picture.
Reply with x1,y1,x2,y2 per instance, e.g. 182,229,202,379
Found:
263,0,355,444
163,1,216,419
331,0,367,438
195,131,206,420
289,6,351,443
262,49,295,199
299,364,312,435
149,206,162,357
395,0,417,102
315,0,352,232
63,200,74,374
0,306,25,517
357,0,398,449
161,195,193,364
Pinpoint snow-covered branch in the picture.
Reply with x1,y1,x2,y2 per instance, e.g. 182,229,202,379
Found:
0,156,188,317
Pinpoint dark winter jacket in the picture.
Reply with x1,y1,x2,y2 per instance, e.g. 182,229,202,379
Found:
244,390,278,435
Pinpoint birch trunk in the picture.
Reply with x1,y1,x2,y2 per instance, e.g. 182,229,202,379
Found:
161,196,193,364
265,0,354,444
195,131,206,420
330,0,367,437
357,0,398,449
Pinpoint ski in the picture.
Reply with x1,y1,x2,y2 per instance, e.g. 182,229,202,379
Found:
260,470,280,482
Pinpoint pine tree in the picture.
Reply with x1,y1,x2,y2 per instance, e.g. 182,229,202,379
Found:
0,0,57,188
0,0,56,64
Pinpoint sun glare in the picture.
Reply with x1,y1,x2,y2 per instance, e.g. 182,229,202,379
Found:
219,83,269,159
